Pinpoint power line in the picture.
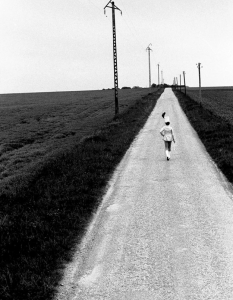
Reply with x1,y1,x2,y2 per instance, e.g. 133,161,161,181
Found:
121,17,145,51
117,0,145,50
88,0,103,12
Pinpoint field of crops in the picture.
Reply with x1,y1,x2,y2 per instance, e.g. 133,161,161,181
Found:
186,88,233,125
0,88,150,182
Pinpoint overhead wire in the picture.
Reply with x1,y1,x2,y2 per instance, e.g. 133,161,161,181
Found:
86,0,104,12
85,0,147,51
117,0,146,51
117,1,160,69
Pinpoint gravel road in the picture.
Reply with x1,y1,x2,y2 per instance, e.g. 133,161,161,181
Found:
56,88,233,300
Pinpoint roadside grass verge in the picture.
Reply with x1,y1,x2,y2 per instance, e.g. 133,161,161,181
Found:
0,87,164,300
174,89,233,184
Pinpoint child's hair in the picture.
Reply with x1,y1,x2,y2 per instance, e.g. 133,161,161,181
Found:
165,122,170,125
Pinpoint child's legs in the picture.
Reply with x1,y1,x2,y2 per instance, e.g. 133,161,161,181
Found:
164,142,169,158
168,141,172,151
164,141,169,151
164,141,171,151
164,141,172,159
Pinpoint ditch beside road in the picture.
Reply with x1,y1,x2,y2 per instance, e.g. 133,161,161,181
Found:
56,88,233,300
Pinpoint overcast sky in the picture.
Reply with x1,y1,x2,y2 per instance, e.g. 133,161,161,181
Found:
0,0,232,93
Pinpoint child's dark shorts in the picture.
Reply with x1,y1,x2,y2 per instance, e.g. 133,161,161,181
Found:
164,141,172,151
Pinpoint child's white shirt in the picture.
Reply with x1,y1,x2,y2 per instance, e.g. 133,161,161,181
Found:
160,125,174,142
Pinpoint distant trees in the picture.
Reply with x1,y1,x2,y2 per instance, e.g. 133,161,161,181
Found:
152,83,170,88
163,83,170,88
122,86,142,89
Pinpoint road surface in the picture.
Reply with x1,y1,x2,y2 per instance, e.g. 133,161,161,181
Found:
56,88,233,300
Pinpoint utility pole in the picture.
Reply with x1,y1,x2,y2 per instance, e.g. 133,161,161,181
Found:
146,44,152,88
104,1,122,117
157,64,160,86
196,62,202,102
183,71,186,95
161,70,163,85
180,74,181,91
173,77,176,89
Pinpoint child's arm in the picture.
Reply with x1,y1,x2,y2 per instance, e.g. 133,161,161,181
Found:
160,127,164,137
172,130,175,143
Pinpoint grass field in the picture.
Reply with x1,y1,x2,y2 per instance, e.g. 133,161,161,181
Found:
0,88,151,185
174,88,233,185
186,88,233,126
0,87,164,300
